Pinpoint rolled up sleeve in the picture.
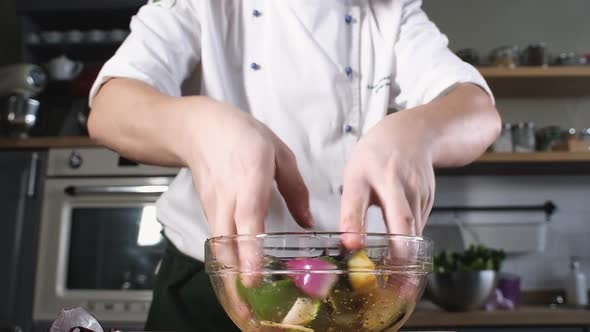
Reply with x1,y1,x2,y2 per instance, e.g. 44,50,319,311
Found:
391,0,494,110
89,0,201,105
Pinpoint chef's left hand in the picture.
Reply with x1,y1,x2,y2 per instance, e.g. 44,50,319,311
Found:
339,84,501,248
339,110,435,245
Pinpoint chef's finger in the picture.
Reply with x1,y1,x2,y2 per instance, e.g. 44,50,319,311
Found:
378,183,416,236
209,196,241,284
406,187,422,236
376,183,419,269
421,190,435,235
234,172,272,287
339,174,371,249
275,143,314,229
206,201,253,324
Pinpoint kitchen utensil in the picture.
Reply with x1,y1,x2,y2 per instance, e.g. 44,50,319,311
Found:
0,64,47,98
0,64,47,137
3,95,40,138
46,55,84,81
520,43,549,66
426,271,498,312
205,232,433,332
49,307,104,332
489,46,520,67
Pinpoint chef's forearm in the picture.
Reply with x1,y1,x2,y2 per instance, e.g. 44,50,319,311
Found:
386,83,501,168
420,83,501,167
88,78,206,167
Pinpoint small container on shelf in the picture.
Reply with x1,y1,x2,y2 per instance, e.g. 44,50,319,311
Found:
513,122,536,152
565,257,589,307
520,42,549,67
489,45,520,68
562,128,590,152
492,123,514,152
536,125,564,151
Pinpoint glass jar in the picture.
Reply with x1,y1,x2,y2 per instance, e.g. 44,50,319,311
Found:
513,122,536,152
492,123,514,152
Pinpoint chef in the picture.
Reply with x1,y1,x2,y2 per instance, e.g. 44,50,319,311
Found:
88,0,501,330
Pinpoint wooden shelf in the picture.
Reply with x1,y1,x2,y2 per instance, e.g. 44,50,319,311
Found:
479,152,590,163
477,66,590,97
406,306,590,327
438,152,590,175
0,136,98,149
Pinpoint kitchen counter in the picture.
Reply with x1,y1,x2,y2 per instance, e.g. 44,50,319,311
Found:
0,136,99,149
405,306,590,327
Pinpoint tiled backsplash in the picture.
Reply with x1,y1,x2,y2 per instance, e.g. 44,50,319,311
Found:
431,175,590,290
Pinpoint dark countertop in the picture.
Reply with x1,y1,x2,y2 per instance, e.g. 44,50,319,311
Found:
0,136,99,149
405,306,590,327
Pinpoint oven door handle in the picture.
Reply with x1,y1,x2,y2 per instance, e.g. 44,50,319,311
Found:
64,185,169,196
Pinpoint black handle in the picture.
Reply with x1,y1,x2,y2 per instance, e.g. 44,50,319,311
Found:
432,201,556,217
26,152,39,198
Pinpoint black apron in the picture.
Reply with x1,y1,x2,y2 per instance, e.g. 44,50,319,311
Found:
145,237,241,332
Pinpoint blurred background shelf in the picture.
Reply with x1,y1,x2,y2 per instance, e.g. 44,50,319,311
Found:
479,152,590,162
439,152,590,175
478,66,590,97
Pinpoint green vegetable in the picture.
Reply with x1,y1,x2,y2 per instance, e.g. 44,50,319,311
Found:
237,278,301,322
433,245,506,273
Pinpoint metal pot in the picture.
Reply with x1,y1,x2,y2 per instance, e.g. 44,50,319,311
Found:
425,270,499,312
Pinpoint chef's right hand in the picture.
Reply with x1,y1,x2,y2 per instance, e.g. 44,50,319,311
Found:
180,97,313,275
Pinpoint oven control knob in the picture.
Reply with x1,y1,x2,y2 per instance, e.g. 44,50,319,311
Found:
69,152,83,169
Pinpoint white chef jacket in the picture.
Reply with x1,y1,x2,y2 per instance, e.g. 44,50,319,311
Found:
90,0,493,261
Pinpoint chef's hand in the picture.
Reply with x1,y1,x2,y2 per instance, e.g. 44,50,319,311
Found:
180,98,313,325
180,97,313,273
339,111,435,245
339,84,500,248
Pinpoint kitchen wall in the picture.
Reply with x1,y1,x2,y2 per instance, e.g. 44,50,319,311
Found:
0,0,21,66
423,0,590,290
433,175,590,291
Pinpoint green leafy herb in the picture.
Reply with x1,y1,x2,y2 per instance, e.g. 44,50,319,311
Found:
433,245,506,273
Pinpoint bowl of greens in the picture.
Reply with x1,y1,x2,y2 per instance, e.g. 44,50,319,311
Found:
205,232,433,332
425,245,506,312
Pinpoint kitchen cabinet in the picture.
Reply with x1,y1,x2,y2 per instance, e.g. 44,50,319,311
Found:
0,151,46,332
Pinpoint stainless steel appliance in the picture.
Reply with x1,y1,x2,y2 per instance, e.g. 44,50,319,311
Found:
0,64,47,137
33,148,178,325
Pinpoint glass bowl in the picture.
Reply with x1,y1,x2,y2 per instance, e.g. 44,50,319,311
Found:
205,232,433,332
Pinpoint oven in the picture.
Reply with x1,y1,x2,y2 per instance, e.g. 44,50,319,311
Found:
33,148,178,327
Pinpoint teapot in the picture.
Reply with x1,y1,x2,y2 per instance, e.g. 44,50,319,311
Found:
46,55,84,81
